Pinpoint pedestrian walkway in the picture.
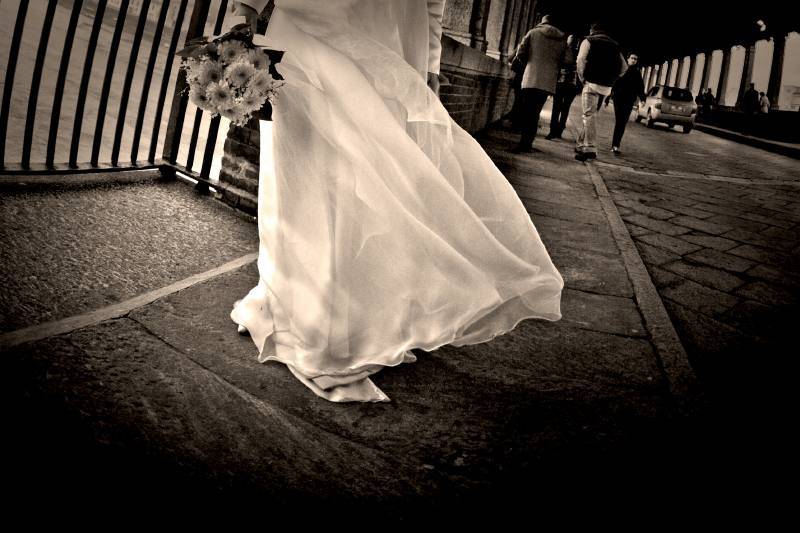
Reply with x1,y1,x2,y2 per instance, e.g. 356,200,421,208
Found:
1,122,717,513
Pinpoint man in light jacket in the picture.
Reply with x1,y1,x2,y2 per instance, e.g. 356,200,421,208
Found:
574,23,627,161
510,15,567,153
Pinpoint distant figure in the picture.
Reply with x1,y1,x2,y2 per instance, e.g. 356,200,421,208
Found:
574,23,628,161
759,92,771,114
743,82,760,134
510,14,568,153
696,88,714,118
609,52,646,156
743,83,760,115
546,34,579,140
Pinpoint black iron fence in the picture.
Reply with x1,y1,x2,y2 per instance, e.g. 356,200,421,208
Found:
0,0,231,191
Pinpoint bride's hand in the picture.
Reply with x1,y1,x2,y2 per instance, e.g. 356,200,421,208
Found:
427,72,440,97
231,1,259,32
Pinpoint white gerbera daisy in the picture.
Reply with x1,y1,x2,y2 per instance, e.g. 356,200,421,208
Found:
189,87,213,111
247,48,271,70
249,71,273,93
206,81,234,109
225,61,256,87
241,93,264,113
217,40,247,64
197,60,224,86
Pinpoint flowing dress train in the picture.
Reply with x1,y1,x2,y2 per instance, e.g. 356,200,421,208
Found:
231,0,564,402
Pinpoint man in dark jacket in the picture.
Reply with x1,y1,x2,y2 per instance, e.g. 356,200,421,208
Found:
574,23,627,161
546,34,579,140
510,15,567,153
609,52,646,155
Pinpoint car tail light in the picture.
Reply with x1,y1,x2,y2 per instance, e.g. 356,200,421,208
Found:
691,103,697,114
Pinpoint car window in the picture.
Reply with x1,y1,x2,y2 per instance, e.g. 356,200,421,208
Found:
662,87,693,101
648,87,659,97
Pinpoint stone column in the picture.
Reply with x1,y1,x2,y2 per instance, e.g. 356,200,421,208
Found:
498,0,518,62
699,50,713,93
686,55,696,92
716,46,732,105
767,33,786,109
516,0,532,45
484,0,506,59
651,64,660,88
469,0,492,51
665,59,674,86
675,57,685,88
736,41,756,109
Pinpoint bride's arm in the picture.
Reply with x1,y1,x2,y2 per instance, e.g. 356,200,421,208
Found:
237,0,270,12
232,0,269,32
427,0,445,76
427,0,445,96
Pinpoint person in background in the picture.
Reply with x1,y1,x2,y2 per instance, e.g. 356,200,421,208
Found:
509,14,567,153
546,34,580,140
574,23,627,161
608,52,646,156
759,92,771,114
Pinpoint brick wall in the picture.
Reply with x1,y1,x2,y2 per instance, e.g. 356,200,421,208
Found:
218,31,513,214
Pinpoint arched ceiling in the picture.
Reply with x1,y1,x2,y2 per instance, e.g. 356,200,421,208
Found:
535,0,799,63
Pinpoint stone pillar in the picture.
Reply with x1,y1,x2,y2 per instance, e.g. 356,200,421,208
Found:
527,0,538,29
716,47,732,105
498,0,518,61
686,55,696,92
485,0,506,59
767,33,786,110
651,64,660,88
675,57,685,88
699,50,713,93
469,0,492,51
665,59,674,86
516,0,532,45
736,41,756,109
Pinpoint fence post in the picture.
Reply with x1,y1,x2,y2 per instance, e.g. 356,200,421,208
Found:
162,0,213,167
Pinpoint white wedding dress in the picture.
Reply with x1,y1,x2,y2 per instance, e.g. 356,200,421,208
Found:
230,0,564,402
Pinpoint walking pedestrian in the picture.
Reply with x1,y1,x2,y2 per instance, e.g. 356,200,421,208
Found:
743,83,760,134
546,34,579,140
574,23,627,161
609,52,646,155
509,15,567,153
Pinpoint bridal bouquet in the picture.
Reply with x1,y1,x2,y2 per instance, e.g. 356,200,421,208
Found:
177,23,283,126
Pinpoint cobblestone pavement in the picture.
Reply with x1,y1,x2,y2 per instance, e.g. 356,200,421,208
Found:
576,104,799,402
2,124,726,514
0,176,258,332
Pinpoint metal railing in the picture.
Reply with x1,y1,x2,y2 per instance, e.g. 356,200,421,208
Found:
0,0,231,191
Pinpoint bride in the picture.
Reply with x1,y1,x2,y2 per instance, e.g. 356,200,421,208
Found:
229,0,564,402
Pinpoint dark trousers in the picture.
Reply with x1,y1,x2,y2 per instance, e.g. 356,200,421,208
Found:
549,82,577,136
518,88,549,148
612,99,635,148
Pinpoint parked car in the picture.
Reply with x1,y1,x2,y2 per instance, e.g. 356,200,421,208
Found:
635,85,697,133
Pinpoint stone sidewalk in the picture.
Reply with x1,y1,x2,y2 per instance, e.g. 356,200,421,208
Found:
1,123,721,514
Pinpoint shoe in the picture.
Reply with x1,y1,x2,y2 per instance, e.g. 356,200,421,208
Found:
611,147,621,156
237,324,249,335
545,132,560,140
574,151,596,162
510,144,534,154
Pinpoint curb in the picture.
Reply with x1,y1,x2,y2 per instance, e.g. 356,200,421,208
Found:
581,160,696,396
694,123,800,159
